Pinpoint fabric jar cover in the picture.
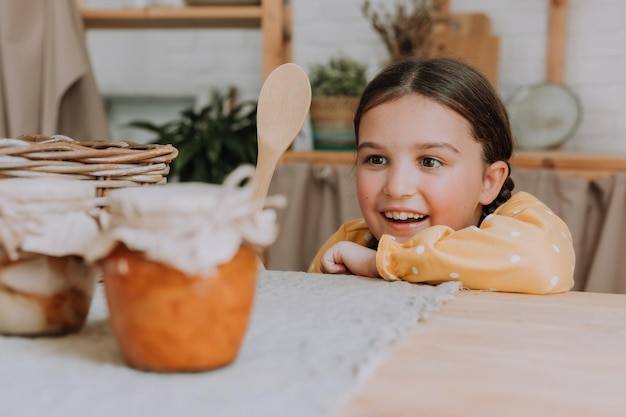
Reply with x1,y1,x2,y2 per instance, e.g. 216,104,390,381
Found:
0,178,101,261
86,165,285,276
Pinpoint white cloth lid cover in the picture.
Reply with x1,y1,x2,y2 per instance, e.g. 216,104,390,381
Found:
86,165,284,276
0,178,100,260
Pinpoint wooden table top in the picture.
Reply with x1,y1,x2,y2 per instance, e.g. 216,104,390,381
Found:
338,289,626,417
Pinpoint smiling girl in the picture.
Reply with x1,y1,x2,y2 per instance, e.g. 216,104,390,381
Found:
308,57,575,294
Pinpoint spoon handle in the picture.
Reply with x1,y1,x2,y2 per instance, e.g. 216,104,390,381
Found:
251,151,280,204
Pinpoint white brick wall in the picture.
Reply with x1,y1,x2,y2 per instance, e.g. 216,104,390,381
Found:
86,0,626,151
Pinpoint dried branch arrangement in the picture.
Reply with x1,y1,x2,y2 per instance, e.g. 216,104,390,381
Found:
362,0,448,61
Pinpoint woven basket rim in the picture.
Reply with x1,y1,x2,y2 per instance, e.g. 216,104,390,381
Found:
0,134,178,196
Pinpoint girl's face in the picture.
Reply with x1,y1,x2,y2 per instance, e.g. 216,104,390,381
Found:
356,94,506,243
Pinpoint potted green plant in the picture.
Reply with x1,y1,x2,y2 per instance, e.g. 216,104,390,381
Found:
127,88,257,184
309,55,368,151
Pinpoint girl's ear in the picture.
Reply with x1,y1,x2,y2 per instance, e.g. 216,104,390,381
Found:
480,161,509,205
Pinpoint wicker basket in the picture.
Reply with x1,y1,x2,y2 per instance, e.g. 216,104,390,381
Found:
0,134,178,197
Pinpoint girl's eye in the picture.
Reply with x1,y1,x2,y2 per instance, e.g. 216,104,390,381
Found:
366,155,387,165
420,157,442,168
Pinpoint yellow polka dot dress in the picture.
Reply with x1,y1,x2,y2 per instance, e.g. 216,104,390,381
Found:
308,192,575,294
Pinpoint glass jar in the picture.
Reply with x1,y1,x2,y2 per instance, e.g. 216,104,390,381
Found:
87,165,283,372
0,178,101,336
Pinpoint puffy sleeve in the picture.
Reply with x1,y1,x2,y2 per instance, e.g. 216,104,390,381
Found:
375,192,575,294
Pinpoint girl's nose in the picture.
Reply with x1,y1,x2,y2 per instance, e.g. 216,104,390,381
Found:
383,165,417,198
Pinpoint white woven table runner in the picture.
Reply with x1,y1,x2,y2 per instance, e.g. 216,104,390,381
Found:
0,270,460,417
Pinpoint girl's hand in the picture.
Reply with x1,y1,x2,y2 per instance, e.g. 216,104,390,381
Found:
320,241,380,277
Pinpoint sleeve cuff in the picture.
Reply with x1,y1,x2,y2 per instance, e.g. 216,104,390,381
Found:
376,234,398,281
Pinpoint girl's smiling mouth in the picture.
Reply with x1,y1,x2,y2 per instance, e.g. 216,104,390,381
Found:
379,210,430,239
383,211,428,223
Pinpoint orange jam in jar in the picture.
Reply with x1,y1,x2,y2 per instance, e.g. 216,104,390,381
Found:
87,166,283,372
102,244,257,372
0,178,101,336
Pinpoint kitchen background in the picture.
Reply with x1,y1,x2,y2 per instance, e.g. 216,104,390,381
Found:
84,0,626,151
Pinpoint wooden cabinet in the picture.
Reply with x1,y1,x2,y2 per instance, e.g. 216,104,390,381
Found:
78,0,291,78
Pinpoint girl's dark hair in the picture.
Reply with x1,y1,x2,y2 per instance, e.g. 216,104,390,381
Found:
354,57,515,219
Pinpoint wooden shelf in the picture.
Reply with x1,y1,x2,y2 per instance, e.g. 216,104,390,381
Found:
80,6,263,29
510,149,626,180
280,150,626,180
281,150,356,167
78,0,290,78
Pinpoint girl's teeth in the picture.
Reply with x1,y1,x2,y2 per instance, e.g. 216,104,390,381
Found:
385,211,424,220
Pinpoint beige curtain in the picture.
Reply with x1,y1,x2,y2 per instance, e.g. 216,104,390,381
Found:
0,0,110,140
584,173,626,293
267,162,361,271
267,163,626,294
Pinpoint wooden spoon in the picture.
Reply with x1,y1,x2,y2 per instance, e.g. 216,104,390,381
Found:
251,63,311,204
